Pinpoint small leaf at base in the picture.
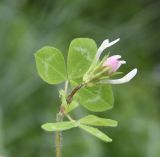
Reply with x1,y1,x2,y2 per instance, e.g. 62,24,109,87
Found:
79,115,118,127
41,121,78,131
79,124,112,142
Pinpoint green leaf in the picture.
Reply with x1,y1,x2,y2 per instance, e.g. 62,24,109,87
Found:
65,100,79,113
79,115,118,127
67,38,97,80
41,121,78,132
79,124,112,142
35,46,67,84
73,82,114,112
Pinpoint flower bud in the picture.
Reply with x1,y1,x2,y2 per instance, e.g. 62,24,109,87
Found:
103,55,126,72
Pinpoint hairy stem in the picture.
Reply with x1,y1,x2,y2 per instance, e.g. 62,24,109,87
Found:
55,113,63,157
55,82,85,157
55,130,61,157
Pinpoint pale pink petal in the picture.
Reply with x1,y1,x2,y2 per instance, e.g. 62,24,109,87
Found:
103,55,125,72
113,61,122,72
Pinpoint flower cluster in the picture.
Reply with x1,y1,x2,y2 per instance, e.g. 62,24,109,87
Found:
83,38,137,85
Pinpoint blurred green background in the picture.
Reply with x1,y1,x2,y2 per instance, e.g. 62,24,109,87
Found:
0,0,160,157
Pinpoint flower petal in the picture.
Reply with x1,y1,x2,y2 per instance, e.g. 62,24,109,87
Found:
96,38,120,60
106,38,120,49
103,55,125,72
100,68,137,84
113,61,122,72
120,60,126,64
112,55,121,59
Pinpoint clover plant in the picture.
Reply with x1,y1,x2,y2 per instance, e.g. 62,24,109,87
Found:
34,38,137,157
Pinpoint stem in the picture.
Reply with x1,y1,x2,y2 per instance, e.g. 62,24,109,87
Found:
65,113,75,122
55,130,61,157
66,83,84,104
55,113,63,157
64,80,69,95
55,82,85,157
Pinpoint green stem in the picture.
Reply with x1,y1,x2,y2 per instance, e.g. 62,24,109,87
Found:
65,113,75,122
64,80,69,95
55,130,61,157
55,82,85,157
55,113,63,157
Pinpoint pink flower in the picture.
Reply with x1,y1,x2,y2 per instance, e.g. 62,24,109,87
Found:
103,55,126,72
90,38,138,84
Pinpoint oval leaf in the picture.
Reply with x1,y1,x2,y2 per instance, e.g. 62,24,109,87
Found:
35,46,67,84
67,38,97,80
73,82,114,112
79,124,112,142
79,115,117,127
41,121,78,132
